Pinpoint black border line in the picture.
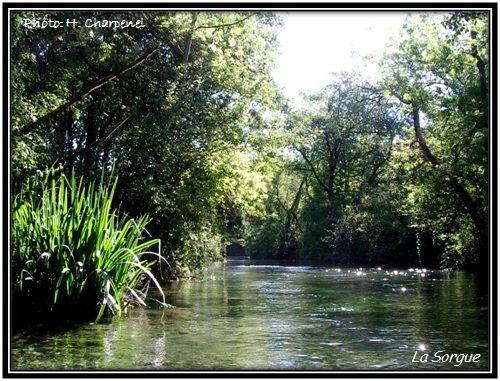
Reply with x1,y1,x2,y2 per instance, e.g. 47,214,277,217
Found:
3,2,497,379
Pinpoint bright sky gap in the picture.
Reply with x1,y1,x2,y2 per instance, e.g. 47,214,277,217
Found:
273,11,412,106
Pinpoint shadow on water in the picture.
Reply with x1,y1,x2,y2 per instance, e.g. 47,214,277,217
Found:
10,260,490,371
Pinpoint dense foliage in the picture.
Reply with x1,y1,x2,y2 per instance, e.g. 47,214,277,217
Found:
380,12,489,271
11,9,490,326
11,11,284,281
246,12,489,273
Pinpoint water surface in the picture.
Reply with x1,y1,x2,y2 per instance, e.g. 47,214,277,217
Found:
11,260,489,371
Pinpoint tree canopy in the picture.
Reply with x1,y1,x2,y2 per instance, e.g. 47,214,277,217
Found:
10,10,490,282
11,10,284,279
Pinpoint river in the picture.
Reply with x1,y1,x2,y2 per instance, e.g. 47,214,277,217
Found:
10,259,490,373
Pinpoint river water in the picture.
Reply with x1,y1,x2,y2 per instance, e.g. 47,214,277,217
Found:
10,259,490,373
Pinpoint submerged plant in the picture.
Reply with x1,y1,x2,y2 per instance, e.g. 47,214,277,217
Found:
11,166,167,325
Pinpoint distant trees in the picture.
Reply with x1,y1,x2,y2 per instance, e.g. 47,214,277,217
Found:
246,11,489,273
247,73,416,266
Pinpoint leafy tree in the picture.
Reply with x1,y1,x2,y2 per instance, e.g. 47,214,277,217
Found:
379,12,489,271
284,72,410,264
11,11,284,278
12,10,489,278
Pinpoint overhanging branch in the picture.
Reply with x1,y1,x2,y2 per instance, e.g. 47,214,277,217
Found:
25,44,160,132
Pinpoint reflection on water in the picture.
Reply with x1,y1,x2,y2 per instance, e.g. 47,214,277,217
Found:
11,260,489,371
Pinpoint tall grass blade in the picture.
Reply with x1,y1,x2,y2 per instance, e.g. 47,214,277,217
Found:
12,165,166,325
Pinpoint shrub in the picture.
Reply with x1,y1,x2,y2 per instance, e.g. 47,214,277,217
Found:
11,166,167,326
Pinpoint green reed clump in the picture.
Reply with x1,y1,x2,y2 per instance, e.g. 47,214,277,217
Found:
12,166,167,325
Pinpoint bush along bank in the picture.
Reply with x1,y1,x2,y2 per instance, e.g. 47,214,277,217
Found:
11,166,169,331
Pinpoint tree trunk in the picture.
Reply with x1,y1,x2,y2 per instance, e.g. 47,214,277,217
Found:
183,12,199,63
471,30,487,103
412,106,487,233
